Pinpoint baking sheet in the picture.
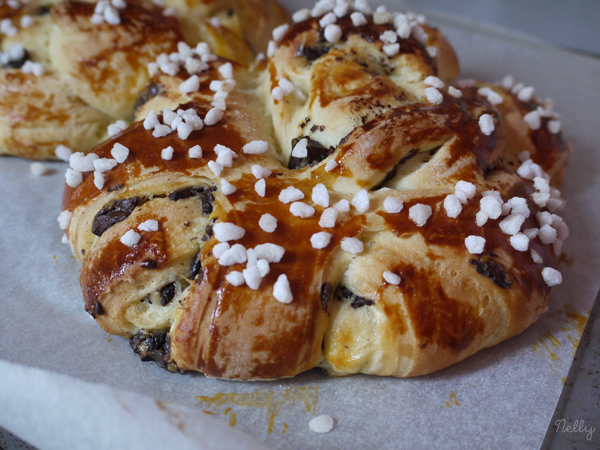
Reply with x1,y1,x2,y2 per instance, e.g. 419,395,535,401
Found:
2,1,600,449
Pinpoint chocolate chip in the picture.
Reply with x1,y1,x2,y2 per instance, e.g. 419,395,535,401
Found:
107,183,124,192
133,81,165,115
374,148,419,190
130,332,165,361
338,286,375,308
36,5,51,15
130,332,181,372
168,187,204,201
202,218,217,242
299,117,311,128
91,197,141,236
470,254,513,289
90,301,104,317
1,49,29,69
190,250,202,282
200,187,216,215
288,136,333,169
350,297,375,308
297,43,331,61
154,349,168,369
160,283,176,306
168,186,216,215
140,259,158,269
320,283,332,311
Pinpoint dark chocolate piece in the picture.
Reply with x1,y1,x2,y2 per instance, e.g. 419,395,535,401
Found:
130,332,181,372
36,5,51,15
374,148,419,189
202,218,217,242
107,183,124,192
130,332,165,361
91,197,141,236
133,81,165,115
320,283,333,311
288,136,333,169
200,187,216,215
140,259,158,269
168,187,204,201
297,42,331,61
88,301,104,318
168,186,216,215
1,49,30,69
190,250,202,281
470,254,513,289
338,286,375,308
160,283,176,306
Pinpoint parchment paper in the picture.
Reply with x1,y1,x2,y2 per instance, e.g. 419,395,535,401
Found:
1,2,600,449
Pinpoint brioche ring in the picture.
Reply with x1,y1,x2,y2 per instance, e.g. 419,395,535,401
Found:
60,4,570,380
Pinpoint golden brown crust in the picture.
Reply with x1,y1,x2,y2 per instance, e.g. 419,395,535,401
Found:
0,71,111,158
164,0,289,59
49,0,184,119
0,0,289,159
62,8,569,380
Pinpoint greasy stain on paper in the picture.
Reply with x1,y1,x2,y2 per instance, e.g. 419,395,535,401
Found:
196,386,319,434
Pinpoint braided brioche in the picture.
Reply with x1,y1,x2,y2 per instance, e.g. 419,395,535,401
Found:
0,0,288,159
60,2,570,380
